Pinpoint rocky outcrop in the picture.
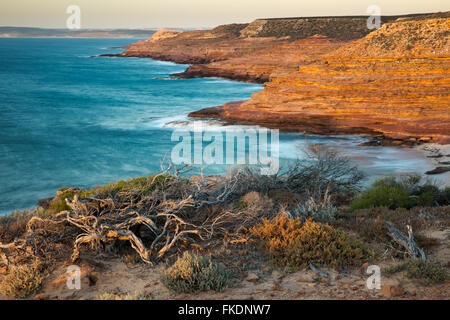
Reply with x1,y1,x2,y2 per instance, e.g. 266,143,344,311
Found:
150,29,184,41
113,13,450,144
191,16,450,144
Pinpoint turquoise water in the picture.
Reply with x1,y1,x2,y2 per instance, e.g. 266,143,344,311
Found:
0,38,264,213
0,38,442,214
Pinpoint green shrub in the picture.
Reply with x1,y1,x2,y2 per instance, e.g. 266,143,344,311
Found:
350,185,412,210
413,185,450,206
162,252,230,293
383,263,408,276
383,259,448,285
372,176,401,189
0,261,45,298
405,259,448,285
98,174,173,195
356,176,449,209
47,199,71,213
58,174,174,199
249,215,372,270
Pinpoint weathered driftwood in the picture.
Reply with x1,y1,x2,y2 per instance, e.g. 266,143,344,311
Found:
384,221,429,261
309,262,329,278
60,192,207,265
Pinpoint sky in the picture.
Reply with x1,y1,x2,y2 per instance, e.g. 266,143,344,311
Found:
0,0,449,29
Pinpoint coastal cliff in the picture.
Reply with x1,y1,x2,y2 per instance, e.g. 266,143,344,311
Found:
116,13,450,144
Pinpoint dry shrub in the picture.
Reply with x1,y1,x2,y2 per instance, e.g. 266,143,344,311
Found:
290,188,337,222
249,215,372,270
340,206,450,239
267,190,298,206
285,145,364,200
0,260,45,298
384,259,448,285
0,213,30,244
162,252,230,293
239,192,274,217
405,259,448,284
97,291,153,300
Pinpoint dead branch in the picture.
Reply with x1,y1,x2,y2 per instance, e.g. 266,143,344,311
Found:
384,221,429,261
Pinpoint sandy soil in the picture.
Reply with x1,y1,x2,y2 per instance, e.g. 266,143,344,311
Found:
4,225,446,301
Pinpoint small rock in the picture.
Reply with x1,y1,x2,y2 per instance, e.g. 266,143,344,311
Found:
297,273,316,283
0,265,7,275
425,166,450,175
34,294,50,300
381,285,405,298
359,262,369,275
246,272,259,283
271,270,283,280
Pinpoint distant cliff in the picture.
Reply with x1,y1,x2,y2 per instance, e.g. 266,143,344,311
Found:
0,27,158,38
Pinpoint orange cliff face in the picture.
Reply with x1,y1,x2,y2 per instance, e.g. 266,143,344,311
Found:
116,15,450,144
190,17,450,144
120,26,345,83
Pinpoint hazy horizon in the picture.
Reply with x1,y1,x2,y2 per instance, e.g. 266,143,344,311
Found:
0,0,449,29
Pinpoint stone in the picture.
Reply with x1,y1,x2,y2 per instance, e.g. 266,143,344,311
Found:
271,270,284,280
245,272,259,283
359,262,369,275
297,273,316,283
381,285,406,298
425,167,450,175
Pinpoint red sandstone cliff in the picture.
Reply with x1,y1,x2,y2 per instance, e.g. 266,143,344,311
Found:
115,14,450,144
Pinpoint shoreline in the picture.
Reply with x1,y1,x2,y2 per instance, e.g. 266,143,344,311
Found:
100,14,449,146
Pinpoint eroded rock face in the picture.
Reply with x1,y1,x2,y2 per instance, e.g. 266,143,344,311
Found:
117,14,450,144
191,17,450,144
204,54,450,143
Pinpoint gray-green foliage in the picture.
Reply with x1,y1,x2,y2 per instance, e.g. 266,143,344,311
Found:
162,252,230,293
383,259,448,285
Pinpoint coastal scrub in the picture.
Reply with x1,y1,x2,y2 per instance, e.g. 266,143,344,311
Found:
162,252,230,293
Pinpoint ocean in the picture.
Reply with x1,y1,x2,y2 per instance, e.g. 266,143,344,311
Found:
0,38,439,214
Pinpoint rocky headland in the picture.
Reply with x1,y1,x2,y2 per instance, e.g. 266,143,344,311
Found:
109,13,450,145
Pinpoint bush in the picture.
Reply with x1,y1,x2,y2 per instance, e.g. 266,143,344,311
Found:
223,145,364,204
0,212,30,243
0,208,50,243
249,215,372,270
237,192,274,216
47,198,71,213
413,184,449,206
405,259,448,285
285,145,364,199
383,259,448,285
162,252,230,293
56,174,175,200
350,185,412,210
354,175,449,209
290,189,337,222
97,292,152,300
0,261,45,298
